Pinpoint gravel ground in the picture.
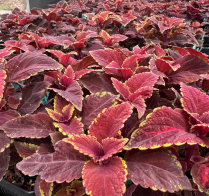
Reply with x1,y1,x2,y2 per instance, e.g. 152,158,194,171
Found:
0,0,27,14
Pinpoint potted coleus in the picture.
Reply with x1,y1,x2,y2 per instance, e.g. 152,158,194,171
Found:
0,0,209,196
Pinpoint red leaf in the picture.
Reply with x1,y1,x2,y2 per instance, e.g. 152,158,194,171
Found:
0,130,10,152
60,54,76,68
186,48,209,64
90,49,126,68
0,48,13,60
0,110,20,126
112,78,130,99
89,103,133,143
54,94,69,114
0,70,6,103
19,81,50,115
82,157,127,196
39,179,53,196
166,55,209,84
1,113,56,138
14,141,39,158
65,135,128,162
80,73,117,94
128,94,146,119
7,96,20,109
54,118,84,136
64,135,102,160
125,73,158,93
102,137,128,161
47,100,74,123
46,109,64,122
72,55,97,72
50,132,67,147
191,163,209,193
181,83,209,116
82,92,118,129
125,107,192,150
16,141,89,183
5,52,61,82
51,80,83,111
125,148,192,192
153,44,166,57
122,55,145,73
172,46,188,56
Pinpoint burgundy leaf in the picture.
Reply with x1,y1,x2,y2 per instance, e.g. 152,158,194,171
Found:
80,73,117,95
125,148,192,192
181,83,209,116
64,134,102,160
90,49,126,68
0,110,20,126
39,179,53,196
5,52,61,82
54,118,84,136
191,163,209,193
125,107,192,150
1,113,55,138
19,81,51,115
7,96,20,109
50,80,83,111
166,55,209,84
125,73,158,94
72,55,97,72
17,141,89,183
82,92,118,129
14,141,39,158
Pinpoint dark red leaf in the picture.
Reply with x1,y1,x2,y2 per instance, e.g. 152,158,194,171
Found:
0,110,20,126
125,148,192,192
19,81,51,115
17,141,89,183
80,73,117,94
166,55,209,84
54,118,84,136
5,52,61,82
39,179,53,196
14,141,39,158
50,80,83,111
1,113,56,138
82,92,118,129
181,83,209,116
191,163,209,193
125,107,193,150
90,49,126,68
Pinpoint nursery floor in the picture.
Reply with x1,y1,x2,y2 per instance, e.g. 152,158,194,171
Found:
0,0,27,14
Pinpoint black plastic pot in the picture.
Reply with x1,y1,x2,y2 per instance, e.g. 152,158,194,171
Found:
0,179,35,196
28,0,61,9
200,47,209,56
203,36,209,47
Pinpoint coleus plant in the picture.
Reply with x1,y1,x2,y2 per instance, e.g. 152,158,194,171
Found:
1,0,209,196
